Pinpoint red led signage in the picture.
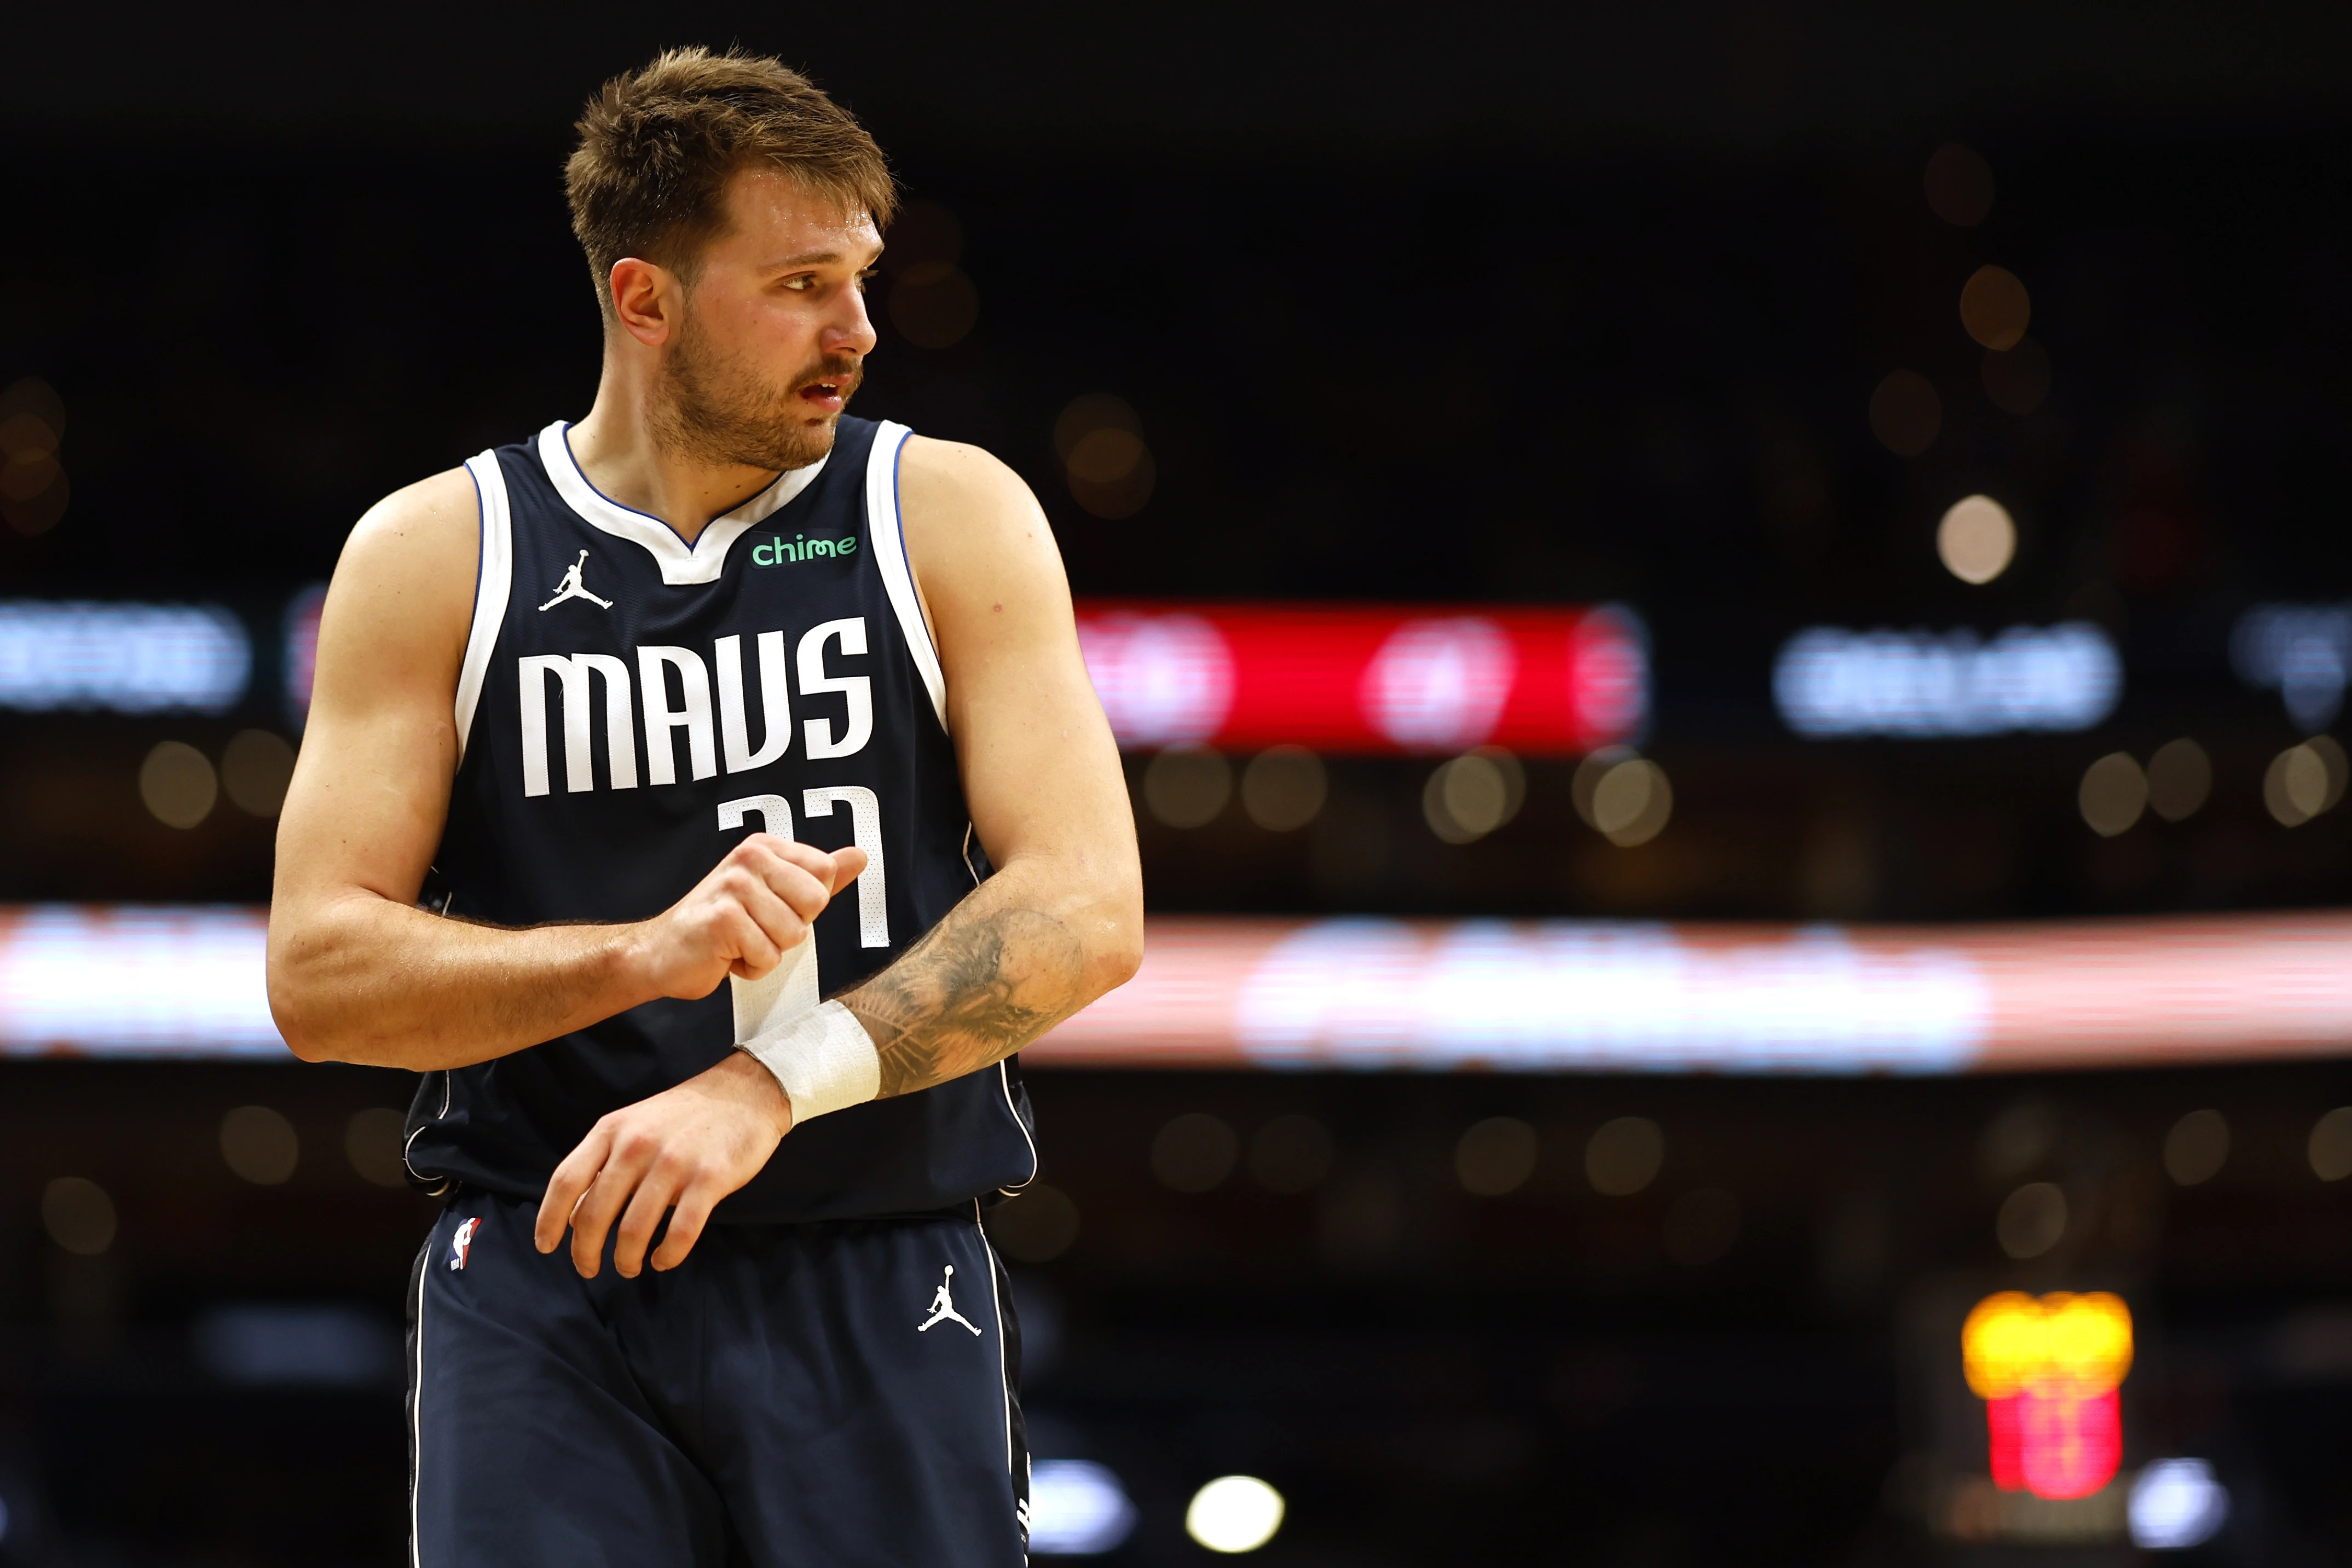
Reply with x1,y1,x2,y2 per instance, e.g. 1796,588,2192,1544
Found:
1073,601,1646,755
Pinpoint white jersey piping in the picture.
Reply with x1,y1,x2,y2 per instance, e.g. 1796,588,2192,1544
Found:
865,421,949,733
408,1242,429,1568
978,1210,1018,1485
454,453,513,765
535,421,827,587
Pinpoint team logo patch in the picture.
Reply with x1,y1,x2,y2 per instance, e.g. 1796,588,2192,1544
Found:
448,1216,479,1271
917,1264,983,1336
538,549,614,612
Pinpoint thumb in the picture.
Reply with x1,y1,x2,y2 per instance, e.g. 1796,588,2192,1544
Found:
829,845,870,893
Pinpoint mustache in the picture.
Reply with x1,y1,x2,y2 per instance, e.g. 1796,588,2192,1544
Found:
793,355,864,392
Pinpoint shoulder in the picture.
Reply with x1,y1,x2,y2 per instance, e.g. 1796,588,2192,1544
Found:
343,465,481,567
895,433,1039,519
893,435,1056,581
317,466,482,684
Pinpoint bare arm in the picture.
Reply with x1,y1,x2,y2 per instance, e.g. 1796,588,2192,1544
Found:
835,435,1144,1092
266,470,858,1071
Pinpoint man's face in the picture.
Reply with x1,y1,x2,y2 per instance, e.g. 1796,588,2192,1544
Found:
652,167,883,472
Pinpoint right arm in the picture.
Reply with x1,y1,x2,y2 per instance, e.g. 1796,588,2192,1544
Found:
265,470,859,1071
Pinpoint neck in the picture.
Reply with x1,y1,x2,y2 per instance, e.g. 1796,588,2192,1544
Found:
565,353,782,546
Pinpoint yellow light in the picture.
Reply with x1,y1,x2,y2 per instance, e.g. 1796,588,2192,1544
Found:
1962,1291,2133,1399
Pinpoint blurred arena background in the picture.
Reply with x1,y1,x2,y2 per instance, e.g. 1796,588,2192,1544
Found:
8,3,2352,1563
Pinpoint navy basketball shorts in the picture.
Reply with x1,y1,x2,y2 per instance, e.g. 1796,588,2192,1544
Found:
405,1193,1030,1567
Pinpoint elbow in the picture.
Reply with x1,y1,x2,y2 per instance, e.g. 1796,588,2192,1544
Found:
1083,882,1146,998
266,944,346,1065
269,981,337,1064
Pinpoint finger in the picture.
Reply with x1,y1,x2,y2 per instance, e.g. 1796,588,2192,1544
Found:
743,850,834,925
568,1130,657,1278
651,1181,721,1272
828,845,870,894
738,834,840,885
536,1124,613,1253
720,894,793,979
611,1160,685,1279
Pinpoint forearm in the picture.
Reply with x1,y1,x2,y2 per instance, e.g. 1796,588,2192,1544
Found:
836,856,1140,1098
268,892,652,1071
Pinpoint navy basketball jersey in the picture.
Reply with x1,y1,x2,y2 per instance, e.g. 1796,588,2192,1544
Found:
403,415,1039,1222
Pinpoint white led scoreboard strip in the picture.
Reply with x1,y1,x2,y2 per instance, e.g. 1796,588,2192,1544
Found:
3,905,2352,1072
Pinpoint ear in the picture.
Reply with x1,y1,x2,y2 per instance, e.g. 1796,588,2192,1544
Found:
608,257,681,348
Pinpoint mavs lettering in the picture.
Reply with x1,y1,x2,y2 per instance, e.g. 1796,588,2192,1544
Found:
518,617,872,797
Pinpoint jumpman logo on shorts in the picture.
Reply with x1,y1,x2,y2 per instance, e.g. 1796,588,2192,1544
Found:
916,1264,983,1336
538,549,614,612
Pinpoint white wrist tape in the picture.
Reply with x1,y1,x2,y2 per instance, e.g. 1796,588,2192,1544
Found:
737,999,880,1124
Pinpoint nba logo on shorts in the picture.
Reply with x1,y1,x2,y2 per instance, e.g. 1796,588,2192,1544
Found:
448,1216,479,1271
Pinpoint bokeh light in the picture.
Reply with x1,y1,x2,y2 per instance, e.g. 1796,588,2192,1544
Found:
1586,1116,1665,1196
1423,749,1523,843
1054,394,1155,519
1924,143,1996,226
140,740,218,829
881,200,978,349
1143,744,1232,828
1962,1292,2133,1500
1247,1114,1334,1194
1028,1460,1137,1557
2078,752,2148,838
1185,1476,1285,1554
41,1176,117,1256
2162,1109,2229,1187
0,377,68,536
2129,1458,2229,1549
989,1182,1080,1263
1455,1116,1539,1196
2308,1107,2352,1182
1996,1182,2067,1259
220,1106,298,1185
1152,1112,1239,1193
1960,265,2032,351
222,730,297,817
887,261,979,348
1869,369,1941,456
1586,756,1671,847
1239,745,1326,831
343,1108,409,1189
1938,495,2017,584
2264,736,2347,826
2146,738,2212,821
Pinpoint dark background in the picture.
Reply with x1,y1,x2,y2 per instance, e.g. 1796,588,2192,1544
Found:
5,4,2352,1563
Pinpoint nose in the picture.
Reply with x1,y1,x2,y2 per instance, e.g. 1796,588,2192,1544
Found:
826,278,879,360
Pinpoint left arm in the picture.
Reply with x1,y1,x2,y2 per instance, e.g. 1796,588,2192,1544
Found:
838,434,1143,1094
537,436,1142,1277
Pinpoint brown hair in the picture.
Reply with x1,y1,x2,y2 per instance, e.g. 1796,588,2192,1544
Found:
565,47,895,315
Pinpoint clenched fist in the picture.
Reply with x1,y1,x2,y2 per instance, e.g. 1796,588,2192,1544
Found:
626,832,869,1001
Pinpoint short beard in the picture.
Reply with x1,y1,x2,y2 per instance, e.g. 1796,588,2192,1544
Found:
649,302,858,475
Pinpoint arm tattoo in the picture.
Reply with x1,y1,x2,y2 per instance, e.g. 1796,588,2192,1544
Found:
842,904,1088,1098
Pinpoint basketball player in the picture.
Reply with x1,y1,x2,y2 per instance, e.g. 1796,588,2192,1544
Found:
264,48,1142,1567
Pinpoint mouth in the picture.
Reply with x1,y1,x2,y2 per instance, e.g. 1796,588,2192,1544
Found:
796,375,852,412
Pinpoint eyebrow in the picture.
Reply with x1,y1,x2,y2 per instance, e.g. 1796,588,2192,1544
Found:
764,246,885,272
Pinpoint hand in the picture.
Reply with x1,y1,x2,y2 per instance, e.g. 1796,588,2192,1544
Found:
630,834,869,1000
534,1051,794,1278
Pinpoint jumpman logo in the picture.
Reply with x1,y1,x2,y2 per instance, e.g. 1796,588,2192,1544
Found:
916,1265,983,1336
538,550,614,612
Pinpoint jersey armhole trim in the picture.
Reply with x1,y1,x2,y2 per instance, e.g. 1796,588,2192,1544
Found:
865,421,949,734
453,452,513,764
